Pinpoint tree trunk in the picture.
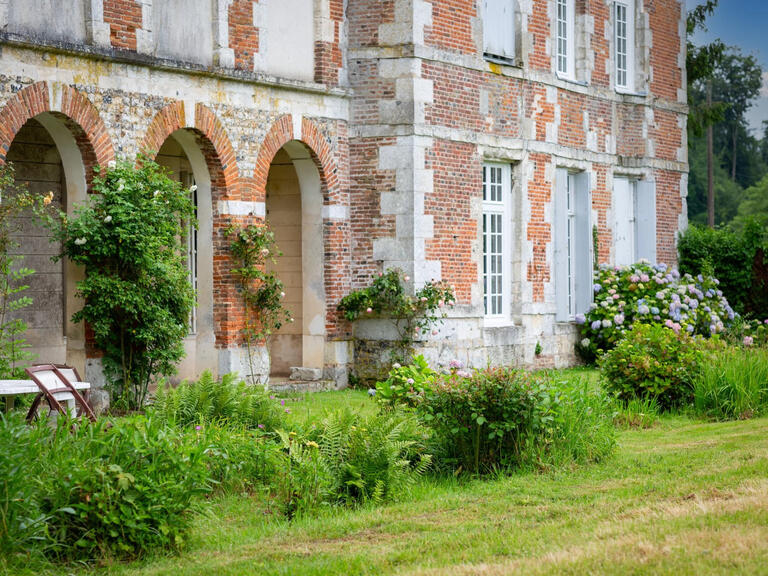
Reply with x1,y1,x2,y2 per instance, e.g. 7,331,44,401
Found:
731,126,737,181
707,81,715,228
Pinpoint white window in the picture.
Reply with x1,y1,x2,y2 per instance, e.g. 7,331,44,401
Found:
483,0,516,61
613,177,656,266
183,172,198,334
555,169,591,321
556,0,575,78
483,163,511,319
614,0,635,91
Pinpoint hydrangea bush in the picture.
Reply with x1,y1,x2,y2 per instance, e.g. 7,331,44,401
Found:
577,261,735,361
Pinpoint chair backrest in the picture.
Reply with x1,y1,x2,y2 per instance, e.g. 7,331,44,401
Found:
27,365,67,392
33,363,82,383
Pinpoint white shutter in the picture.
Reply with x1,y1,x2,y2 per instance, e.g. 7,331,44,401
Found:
613,176,633,266
636,179,656,263
573,171,592,315
502,1,515,59
484,0,514,59
554,168,570,321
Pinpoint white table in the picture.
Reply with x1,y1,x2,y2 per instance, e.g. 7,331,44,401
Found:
0,379,91,416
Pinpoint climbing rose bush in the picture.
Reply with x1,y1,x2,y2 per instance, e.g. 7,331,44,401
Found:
577,261,735,361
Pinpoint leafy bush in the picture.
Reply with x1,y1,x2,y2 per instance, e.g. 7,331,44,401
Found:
578,261,734,361
0,413,50,562
338,268,455,361
51,158,196,410
678,220,766,317
152,371,285,432
375,354,436,409
200,425,283,494
278,409,432,516
416,367,549,473
0,414,210,565
38,416,209,560
693,347,768,420
599,323,705,409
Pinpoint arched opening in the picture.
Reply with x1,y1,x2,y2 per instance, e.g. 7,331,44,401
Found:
5,112,89,376
155,130,216,380
265,141,326,379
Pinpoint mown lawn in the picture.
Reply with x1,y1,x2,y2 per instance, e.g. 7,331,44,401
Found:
21,384,768,576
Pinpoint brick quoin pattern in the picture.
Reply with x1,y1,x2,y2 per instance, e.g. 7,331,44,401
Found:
229,0,259,71
103,0,143,51
315,0,345,85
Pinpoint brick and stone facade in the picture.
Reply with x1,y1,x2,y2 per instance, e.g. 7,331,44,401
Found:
0,0,687,389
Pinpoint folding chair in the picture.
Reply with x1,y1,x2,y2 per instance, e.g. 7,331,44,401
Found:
25,364,96,423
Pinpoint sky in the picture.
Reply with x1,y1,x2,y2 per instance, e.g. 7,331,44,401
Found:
689,0,768,135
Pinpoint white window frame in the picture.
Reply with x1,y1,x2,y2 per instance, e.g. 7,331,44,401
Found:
482,0,516,62
555,169,592,321
482,162,511,323
183,171,198,335
614,0,636,92
556,0,575,79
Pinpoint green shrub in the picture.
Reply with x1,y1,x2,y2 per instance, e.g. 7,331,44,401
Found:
693,347,768,420
678,221,766,317
38,416,209,560
0,413,50,562
578,261,734,362
599,323,704,409
200,425,283,494
51,158,196,410
416,368,549,473
152,371,284,431
375,354,436,409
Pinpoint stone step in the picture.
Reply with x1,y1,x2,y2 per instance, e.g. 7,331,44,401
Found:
268,378,337,393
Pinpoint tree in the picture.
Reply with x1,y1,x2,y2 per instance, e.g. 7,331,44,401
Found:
711,49,763,183
686,0,725,227
53,157,196,410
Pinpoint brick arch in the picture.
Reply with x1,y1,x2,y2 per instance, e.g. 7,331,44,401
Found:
0,81,115,169
141,101,239,195
254,114,340,203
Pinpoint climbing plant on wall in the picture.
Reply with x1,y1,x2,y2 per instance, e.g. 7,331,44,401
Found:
225,222,292,385
338,268,456,364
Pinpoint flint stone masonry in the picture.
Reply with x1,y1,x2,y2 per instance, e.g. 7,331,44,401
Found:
0,0,687,393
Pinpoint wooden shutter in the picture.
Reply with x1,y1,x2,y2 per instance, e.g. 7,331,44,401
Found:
573,171,592,316
635,179,657,263
554,168,570,322
613,176,633,266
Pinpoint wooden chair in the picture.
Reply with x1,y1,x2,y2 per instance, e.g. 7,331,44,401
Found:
25,364,96,423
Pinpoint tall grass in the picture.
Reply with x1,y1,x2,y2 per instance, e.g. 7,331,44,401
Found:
693,347,768,420
526,376,616,469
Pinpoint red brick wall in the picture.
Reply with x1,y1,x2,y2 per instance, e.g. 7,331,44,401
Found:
526,153,553,302
425,0,477,54
229,0,259,71
648,0,683,102
103,0,143,51
425,139,479,302
654,169,682,266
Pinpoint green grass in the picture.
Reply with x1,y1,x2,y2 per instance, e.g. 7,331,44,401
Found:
12,370,768,576
277,389,375,426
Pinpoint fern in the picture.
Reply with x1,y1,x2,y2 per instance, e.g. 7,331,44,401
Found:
151,371,284,431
